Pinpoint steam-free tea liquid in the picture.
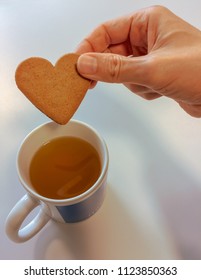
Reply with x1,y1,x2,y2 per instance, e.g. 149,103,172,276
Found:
29,137,101,199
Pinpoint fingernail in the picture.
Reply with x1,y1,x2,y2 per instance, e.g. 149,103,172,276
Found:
77,55,97,75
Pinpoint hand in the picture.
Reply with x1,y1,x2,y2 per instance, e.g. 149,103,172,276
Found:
75,5,201,117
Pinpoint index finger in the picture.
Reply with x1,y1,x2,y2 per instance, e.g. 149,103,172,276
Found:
75,14,134,55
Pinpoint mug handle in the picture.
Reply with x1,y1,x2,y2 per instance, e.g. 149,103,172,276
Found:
5,194,50,243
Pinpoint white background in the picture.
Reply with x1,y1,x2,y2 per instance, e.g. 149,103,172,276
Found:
1,0,201,260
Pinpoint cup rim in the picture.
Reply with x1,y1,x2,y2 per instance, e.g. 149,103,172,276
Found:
16,119,109,206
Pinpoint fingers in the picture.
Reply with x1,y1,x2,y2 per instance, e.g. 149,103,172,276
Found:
178,102,201,118
75,14,135,54
77,52,150,85
124,83,161,100
75,7,150,56
75,6,154,89
77,52,161,100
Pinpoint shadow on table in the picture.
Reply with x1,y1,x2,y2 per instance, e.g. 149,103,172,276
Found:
34,186,170,259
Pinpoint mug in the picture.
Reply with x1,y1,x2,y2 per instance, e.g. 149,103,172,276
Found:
5,120,109,243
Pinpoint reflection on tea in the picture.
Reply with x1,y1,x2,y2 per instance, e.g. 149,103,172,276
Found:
29,137,101,199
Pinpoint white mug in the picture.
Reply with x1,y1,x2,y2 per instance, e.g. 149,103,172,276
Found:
5,120,109,243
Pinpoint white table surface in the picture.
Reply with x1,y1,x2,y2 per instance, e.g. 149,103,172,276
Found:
1,0,201,260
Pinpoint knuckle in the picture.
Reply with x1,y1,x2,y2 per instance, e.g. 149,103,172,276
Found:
148,5,169,15
141,92,161,100
107,54,123,82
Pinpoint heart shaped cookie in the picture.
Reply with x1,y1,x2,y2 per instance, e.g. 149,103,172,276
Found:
15,53,90,124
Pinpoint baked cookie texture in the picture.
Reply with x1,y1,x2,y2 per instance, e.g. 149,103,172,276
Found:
15,53,90,124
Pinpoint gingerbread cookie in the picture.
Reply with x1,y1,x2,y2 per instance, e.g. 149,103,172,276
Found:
15,53,90,124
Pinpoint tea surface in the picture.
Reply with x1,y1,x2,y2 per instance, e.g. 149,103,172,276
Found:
29,137,101,199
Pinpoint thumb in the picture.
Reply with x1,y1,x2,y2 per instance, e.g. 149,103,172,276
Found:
77,53,148,85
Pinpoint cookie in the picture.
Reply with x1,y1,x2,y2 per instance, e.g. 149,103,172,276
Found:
15,53,90,124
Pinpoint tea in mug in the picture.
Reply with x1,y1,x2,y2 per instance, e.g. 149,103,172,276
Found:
29,137,101,199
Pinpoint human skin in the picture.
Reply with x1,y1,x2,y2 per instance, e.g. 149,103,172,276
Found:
76,5,201,117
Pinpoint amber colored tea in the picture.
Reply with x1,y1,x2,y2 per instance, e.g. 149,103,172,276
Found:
29,136,101,199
